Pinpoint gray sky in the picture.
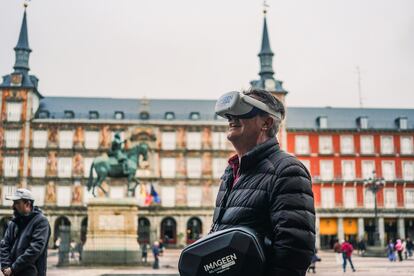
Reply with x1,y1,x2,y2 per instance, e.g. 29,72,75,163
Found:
1,0,413,108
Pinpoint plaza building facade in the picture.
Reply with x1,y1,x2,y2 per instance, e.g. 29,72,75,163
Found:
0,9,413,249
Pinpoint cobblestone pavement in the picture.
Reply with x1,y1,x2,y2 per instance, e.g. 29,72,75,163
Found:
46,249,414,276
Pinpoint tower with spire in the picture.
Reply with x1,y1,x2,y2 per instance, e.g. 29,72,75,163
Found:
0,3,42,110
250,6,287,102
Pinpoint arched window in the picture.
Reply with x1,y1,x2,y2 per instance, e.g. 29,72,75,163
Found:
54,216,71,249
138,217,151,245
160,217,177,245
186,217,202,244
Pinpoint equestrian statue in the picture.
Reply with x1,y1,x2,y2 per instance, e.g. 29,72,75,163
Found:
87,132,149,197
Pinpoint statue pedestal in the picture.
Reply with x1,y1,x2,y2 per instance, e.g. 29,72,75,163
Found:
82,198,140,265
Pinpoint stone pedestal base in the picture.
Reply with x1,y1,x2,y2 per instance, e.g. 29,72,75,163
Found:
82,198,140,265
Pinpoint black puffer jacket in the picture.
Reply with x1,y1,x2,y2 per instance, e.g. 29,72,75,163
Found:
211,138,315,276
0,207,50,276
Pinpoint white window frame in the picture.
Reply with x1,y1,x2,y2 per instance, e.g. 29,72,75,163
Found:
5,130,21,148
361,160,375,180
319,136,333,154
56,186,71,207
30,186,45,206
212,132,228,150
32,130,48,148
59,130,74,149
360,135,374,155
381,161,395,181
161,132,176,150
6,102,22,122
212,158,227,179
380,135,394,155
340,135,354,154
295,135,310,155
57,157,72,178
341,160,355,181
186,157,202,178
402,161,414,181
400,136,413,155
364,188,375,208
320,160,334,181
384,188,396,208
404,189,414,208
344,188,357,208
187,186,202,207
211,185,220,206
186,132,202,150
84,131,100,149
161,158,176,178
3,157,19,177
31,157,47,177
299,159,311,173
161,186,176,207
321,187,335,208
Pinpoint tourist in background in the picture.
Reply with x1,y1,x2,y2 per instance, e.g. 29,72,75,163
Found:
341,240,356,272
395,239,404,262
152,241,160,269
333,239,342,265
406,238,413,258
387,240,396,262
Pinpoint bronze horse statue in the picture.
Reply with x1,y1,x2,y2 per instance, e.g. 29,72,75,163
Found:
87,143,149,197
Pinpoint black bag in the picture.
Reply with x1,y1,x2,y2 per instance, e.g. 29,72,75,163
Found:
178,226,266,276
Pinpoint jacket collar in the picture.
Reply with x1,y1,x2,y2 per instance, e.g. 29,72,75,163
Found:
239,137,280,173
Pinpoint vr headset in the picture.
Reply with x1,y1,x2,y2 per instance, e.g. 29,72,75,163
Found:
178,227,266,276
215,91,281,119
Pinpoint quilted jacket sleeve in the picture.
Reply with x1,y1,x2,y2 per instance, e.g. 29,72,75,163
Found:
0,222,14,269
267,159,315,276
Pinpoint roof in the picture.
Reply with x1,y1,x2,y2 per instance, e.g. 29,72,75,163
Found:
35,96,414,130
287,107,414,130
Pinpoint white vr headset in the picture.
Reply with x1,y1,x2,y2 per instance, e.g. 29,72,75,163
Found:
215,91,281,120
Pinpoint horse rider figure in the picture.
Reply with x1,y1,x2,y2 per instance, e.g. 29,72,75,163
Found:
108,133,129,174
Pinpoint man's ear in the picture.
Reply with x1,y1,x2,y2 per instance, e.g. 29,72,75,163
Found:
262,116,274,130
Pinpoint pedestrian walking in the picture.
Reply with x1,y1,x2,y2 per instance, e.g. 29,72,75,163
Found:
387,240,396,262
395,239,404,261
406,238,413,258
333,239,342,264
307,250,321,274
141,243,148,263
341,240,356,272
357,239,366,256
402,239,408,260
0,188,51,276
152,241,160,269
159,239,165,256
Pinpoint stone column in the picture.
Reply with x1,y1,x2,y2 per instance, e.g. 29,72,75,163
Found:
48,215,56,249
378,217,385,247
71,215,81,242
398,218,405,239
358,217,365,240
315,215,320,249
177,215,186,247
337,217,345,241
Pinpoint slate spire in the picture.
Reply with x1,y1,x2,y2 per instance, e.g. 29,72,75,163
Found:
14,6,32,73
258,9,274,80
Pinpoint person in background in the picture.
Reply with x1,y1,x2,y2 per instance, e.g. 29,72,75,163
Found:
333,239,342,265
341,239,356,272
307,249,321,274
395,239,404,261
141,243,148,263
158,239,164,256
357,239,366,256
152,241,160,269
387,240,396,262
406,237,413,258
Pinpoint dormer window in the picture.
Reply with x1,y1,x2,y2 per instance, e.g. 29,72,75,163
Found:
140,111,150,120
317,116,328,129
396,117,408,130
64,110,75,119
114,111,124,120
189,112,200,120
89,111,99,120
357,116,368,129
38,110,50,119
6,102,22,122
164,112,175,120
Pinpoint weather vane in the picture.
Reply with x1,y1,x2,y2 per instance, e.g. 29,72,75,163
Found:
263,0,270,15
24,0,31,9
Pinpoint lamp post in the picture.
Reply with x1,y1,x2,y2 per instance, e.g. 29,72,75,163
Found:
364,170,385,246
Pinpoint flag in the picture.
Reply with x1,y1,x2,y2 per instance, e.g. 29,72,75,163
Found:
150,184,161,204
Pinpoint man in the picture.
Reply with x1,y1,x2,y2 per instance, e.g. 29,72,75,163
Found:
211,89,315,276
341,239,356,272
0,188,51,276
109,132,128,174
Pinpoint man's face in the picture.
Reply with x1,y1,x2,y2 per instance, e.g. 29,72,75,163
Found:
12,200,31,215
226,114,266,144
